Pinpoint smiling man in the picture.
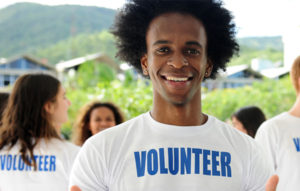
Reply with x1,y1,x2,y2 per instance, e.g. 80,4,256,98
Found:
69,0,275,190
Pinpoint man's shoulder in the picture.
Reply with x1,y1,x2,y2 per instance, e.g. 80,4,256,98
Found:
208,115,257,148
87,113,147,144
260,112,288,130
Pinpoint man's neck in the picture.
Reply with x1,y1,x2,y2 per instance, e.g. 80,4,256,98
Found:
151,98,206,126
289,95,300,117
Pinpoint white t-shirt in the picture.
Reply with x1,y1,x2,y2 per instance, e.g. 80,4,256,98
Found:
0,138,80,191
70,112,272,191
255,112,300,191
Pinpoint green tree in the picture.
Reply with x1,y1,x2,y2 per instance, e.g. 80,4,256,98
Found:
61,78,153,139
202,76,295,121
61,75,296,139
34,31,117,64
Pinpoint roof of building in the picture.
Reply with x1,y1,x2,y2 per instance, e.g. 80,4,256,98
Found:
219,64,262,78
55,52,121,73
0,54,55,70
260,67,290,79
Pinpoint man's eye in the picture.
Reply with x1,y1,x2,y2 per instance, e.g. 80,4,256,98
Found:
156,47,169,54
185,49,200,55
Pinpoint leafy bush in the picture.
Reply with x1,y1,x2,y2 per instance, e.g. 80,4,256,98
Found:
203,76,295,121
62,73,295,139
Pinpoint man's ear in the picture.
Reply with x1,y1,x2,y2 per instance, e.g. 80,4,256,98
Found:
297,77,300,94
44,101,54,115
140,54,149,76
205,59,213,77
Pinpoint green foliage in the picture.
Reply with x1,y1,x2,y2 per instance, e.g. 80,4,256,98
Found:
238,36,283,51
61,74,296,139
0,2,284,70
34,31,118,64
73,61,116,88
202,76,296,121
61,78,153,139
229,47,283,66
0,3,116,58
228,36,283,66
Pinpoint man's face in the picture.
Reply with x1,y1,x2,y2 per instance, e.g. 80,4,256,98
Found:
141,12,212,106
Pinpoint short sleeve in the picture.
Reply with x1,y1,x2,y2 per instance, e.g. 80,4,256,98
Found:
69,140,108,191
244,141,274,191
255,122,277,170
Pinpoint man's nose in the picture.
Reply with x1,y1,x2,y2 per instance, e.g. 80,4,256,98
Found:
167,53,188,68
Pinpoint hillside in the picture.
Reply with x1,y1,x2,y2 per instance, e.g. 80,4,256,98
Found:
0,3,116,58
0,3,283,66
238,36,283,51
34,30,118,64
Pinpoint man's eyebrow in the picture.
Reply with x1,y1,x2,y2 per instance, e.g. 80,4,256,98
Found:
186,41,203,48
152,40,203,48
153,40,171,46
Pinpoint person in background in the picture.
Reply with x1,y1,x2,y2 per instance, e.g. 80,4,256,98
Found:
0,92,9,121
0,73,80,191
231,106,266,138
256,55,300,191
69,0,277,190
72,101,124,146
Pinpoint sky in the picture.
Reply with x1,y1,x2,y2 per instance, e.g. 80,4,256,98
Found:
0,0,299,38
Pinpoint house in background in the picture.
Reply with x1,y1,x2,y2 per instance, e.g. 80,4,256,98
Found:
251,58,289,79
203,64,263,90
55,52,121,81
0,55,56,88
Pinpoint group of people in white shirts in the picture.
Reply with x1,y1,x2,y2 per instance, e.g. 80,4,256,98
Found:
1,0,300,190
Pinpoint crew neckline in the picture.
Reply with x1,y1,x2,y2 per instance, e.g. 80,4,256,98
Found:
143,111,213,136
284,112,300,121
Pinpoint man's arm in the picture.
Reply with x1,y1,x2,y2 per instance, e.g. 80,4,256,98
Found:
70,186,81,191
265,175,279,191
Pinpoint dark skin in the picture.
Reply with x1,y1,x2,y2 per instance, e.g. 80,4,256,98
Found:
70,12,279,191
141,13,212,126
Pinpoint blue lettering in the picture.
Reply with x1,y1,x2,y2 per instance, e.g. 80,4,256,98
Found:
159,148,168,174
39,155,43,171
221,152,232,177
133,148,232,178
26,156,32,171
134,151,146,177
6,154,12,171
0,155,6,170
49,156,56,171
18,155,25,171
192,148,202,174
147,149,158,175
13,155,17,171
212,151,220,176
44,155,49,171
180,148,191,174
168,148,179,175
203,149,211,175
293,138,300,152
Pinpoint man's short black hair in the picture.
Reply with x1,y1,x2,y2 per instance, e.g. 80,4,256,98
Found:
112,0,239,79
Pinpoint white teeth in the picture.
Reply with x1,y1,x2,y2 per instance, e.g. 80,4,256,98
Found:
166,76,188,82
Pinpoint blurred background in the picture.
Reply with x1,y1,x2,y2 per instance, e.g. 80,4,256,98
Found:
0,0,299,139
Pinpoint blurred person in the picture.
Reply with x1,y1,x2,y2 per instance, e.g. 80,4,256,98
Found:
72,101,124,146
0,92,9,119
69,0,276,190
0,73,80,191
231,106,266,138
256,55,300,191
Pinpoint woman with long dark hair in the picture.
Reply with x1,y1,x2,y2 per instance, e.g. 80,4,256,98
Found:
0,73,79,191
72,101,124,146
